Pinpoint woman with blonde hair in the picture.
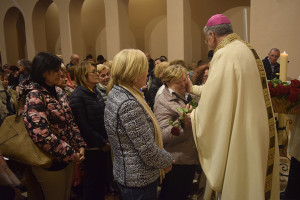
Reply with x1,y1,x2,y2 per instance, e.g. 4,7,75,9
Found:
148,61,169,109
154,65,199,200
104,49,173,200
96,64,110,102
69,61,109,200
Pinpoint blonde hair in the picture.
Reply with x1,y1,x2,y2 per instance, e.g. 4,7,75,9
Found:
169,59,186,68
161,65,187,84
97,64,110,74
107,49,148,92
103,60,112,69
154,62,169,78
74,61,97,86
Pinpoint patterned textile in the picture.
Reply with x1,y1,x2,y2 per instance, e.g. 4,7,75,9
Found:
20,81,86,163
104,85,173,187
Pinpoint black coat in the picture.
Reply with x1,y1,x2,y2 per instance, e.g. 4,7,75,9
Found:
262,56,280,80
69,85,107,148
148,76,162,110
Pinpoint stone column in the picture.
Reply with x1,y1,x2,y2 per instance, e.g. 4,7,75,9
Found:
104,0,130,60
53,0,72,61
167,0,192,63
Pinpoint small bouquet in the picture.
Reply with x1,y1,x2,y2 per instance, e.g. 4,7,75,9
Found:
169,99,198,132
268,78,300,114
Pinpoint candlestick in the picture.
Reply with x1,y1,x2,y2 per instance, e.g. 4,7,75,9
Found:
279,52,288,82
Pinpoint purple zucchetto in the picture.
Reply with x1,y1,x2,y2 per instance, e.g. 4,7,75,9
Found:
205,14,231,27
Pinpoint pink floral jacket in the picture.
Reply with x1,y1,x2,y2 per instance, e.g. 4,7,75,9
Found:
21,81,86,163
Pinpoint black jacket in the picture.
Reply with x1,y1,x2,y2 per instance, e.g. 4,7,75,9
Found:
148,76,163,110
262,56,280,80
69,85,107,148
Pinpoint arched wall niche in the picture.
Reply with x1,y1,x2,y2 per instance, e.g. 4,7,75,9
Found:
45,3,60,54
129,0,166,54
4,7,26,64
32,0,53,53
81,0,106,60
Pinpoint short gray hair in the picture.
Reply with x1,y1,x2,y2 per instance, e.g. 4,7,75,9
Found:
203,23,233,37
17,59,31,71
268,48,280,54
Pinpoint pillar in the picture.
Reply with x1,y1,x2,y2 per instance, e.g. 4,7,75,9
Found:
167,0,192,63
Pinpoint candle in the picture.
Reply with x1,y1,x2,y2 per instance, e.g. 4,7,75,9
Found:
279,52,288,82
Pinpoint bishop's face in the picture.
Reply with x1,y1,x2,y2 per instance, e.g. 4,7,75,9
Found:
206,32,217,50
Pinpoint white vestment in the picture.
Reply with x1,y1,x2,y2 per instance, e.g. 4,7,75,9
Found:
191,39,280,200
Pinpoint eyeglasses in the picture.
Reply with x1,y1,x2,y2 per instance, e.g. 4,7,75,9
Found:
89,70,99,74
99,73,110,78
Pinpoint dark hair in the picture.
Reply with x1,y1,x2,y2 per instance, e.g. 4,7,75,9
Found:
160,55,168,62
31,52,62,84
0,71,8,80
85,54,93,60
8,65,19,72
97,55,104,61
193,65,209,85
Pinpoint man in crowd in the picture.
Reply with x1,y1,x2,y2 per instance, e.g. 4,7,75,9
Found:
262,48,280,80
145,52,155,76
187,14,279,200
66,54,80,69
17,59,31,84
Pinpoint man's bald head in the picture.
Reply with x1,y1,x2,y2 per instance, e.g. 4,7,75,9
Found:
71,54,80,65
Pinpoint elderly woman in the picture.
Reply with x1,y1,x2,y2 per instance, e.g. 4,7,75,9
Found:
17,58,31,84
96,64,110,102
69,61,109,200
56,66,74,101
154,65,199,200
104,49,173,200
22,52,86,200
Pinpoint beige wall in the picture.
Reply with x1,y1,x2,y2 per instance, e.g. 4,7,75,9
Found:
0,0,250,65
45,3,60,54
81,0,105,60
250,0,300,80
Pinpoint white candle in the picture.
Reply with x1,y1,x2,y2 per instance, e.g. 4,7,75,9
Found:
280,52,288,82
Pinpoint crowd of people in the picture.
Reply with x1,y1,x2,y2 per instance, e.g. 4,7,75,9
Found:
0,13,298,200
0,46,212,200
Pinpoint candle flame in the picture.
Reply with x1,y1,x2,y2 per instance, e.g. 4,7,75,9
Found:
283,51,287,54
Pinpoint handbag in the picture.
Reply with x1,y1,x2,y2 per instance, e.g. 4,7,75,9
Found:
0,94,52,168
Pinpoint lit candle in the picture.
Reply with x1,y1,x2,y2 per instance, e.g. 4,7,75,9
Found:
279,51,288,82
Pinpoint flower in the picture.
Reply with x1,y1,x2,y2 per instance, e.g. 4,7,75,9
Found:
276,84,290,95
268,78,300,113
288,88,300,103
291,80,300,88
171,127,180,136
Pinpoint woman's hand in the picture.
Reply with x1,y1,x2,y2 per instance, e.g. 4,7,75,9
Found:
78,147,85,160
164,160,175,173
186,75,193,93
102,142,111,152
74,148,85,163
182,104,193,128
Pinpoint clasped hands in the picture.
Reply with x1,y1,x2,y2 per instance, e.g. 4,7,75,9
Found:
164,160,175,174
74,147,85,164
